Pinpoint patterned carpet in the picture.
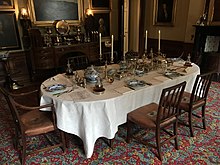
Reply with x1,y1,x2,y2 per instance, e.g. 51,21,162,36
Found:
0,82,219,164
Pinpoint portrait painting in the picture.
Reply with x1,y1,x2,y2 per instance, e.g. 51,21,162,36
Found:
0,0,14,9
29,0,82,25
208,0,220,25
0,12,20,50
153,0,177,26
93,11,110,37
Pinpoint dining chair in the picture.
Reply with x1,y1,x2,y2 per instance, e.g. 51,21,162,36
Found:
67,54,89,71
0,86,66,165
127,81,186,161
102,51,119,64
178,72,215,137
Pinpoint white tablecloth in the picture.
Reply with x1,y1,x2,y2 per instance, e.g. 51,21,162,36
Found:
40,62,200,158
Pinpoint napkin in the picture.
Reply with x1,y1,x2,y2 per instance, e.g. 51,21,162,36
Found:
69,90,91,101
114,86,134,94
53,74,73,86
154,75,171,82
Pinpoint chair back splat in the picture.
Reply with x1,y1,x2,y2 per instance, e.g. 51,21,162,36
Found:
179,72,215,137
190,72,214,106
0,86,66,165
67,55,89,71
157,82,186,126
127,81,186,161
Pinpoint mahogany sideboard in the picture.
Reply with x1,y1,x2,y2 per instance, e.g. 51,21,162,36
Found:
29,42,100,81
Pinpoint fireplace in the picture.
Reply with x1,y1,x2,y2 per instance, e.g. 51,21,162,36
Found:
193,25,220,77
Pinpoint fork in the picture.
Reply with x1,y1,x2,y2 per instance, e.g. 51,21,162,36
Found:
55,89,73,97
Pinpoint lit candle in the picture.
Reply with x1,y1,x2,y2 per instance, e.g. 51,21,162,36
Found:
145,30,148,51
111,35,114,62
158,30,161,52
99,33,102,56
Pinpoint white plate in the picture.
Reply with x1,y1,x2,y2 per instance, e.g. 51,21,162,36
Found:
46,84,66,92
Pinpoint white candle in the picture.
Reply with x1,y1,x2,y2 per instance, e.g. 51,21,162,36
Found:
111,35,114,62
158,30,161,51
99,33,102,55
145,30,148,51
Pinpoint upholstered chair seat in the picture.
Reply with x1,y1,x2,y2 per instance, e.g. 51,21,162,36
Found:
21,111,55,136
128,103,177,129
127,81,186,161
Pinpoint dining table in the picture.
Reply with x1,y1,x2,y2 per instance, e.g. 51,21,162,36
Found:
40,61,200,158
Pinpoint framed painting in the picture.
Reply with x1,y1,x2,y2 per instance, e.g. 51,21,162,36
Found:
90,0,110,10
93,11,111,38
0,0,14,9
29,0,82,26
153,0,177,26
208,0,220,25
0,12,21,50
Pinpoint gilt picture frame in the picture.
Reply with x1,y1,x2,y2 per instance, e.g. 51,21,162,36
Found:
90,0,110,10
29,0,82,26
92,10,111,38
0,12,21,50
0,0,14,9
208,0,220,25
153,0,177,26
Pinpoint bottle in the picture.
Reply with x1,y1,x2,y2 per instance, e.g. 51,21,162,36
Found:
66,60,73,75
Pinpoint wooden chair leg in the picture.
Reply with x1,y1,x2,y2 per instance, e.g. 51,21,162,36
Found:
174,122,179,150
202,106,206,130
156,129,162,161
189,112,194,137
60,131,67,152
109,139,113,148
126,120,131,143
12,131,18,150
21,136,26,165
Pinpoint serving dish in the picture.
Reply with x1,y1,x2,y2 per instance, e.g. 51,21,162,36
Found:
126,79,146,87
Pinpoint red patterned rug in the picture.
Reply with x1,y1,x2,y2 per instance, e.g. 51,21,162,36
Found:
0,82,219,164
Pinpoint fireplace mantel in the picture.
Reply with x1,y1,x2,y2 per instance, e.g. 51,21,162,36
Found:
193,25,220,63
193,25,220,77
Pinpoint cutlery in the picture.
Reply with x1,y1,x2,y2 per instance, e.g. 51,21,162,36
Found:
145,82,152,86
124,85,135,90
42,84,47,89
54,89,73,97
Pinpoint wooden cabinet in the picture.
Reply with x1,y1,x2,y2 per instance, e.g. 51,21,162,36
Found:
201,53,220,73
192,25,220,67
31,47,55,70
54,43,98,67
88,42,99,64
29,42,100,81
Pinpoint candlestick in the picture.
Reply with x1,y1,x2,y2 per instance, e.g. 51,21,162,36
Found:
99,33,102,60
158,30,161,52
123,35,126,61
145,30,148,52
111,35,114,63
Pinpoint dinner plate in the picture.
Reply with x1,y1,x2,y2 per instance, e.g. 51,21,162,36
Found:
164,72,183,79
46,84,66,92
